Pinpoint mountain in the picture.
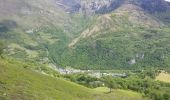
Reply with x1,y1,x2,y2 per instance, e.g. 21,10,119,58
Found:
0,0,93,64
56,0,125,15
1,0,170,70
49,0,170,69
1,1,170,99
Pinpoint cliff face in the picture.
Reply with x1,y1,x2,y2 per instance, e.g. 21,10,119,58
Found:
56,0,170,15
56,0,125,15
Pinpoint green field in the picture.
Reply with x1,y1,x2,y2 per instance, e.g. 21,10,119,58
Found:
0,58,146,100
93,87,147,100
156,72,170,83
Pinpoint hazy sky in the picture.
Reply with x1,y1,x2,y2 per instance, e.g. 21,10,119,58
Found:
165,0,170,2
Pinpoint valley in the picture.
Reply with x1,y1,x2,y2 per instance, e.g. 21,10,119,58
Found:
1,0,170,100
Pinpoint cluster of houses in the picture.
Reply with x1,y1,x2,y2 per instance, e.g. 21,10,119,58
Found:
88,72,127,78
54,66,127,78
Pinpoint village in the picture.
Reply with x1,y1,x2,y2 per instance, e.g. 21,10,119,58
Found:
54,66,127,78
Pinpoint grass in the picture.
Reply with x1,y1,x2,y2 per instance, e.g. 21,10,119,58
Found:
156,72,170,83
93,87,147,100
0,58,93,100
0,58,147,100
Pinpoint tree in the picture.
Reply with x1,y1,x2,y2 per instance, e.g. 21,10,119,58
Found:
104,76,118,93
0,42,4,57
163,93,170,100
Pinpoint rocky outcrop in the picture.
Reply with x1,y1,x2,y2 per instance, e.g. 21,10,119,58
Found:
56,0,125,15
56,0,170,15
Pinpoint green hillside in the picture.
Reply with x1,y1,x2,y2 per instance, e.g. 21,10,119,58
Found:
0,0,94,65
1,0,170,70
50,2,170,70
0,58,146,100
1,0,170,100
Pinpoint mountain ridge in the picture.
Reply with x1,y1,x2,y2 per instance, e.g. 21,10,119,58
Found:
1,0,170,70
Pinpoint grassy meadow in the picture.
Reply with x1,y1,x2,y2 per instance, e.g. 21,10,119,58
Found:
0,58,147,100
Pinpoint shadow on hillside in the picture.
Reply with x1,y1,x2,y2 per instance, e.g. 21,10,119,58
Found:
0,20,18,32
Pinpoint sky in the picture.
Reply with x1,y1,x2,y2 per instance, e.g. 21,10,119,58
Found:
165,0,170,2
